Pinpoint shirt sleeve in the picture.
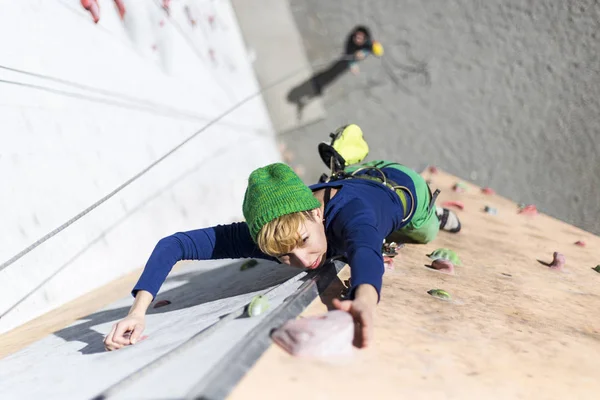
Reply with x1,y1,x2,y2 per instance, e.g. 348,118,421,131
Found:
330,199,385,301
132,222,275,298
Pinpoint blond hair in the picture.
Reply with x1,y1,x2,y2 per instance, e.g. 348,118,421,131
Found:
256,210,316,257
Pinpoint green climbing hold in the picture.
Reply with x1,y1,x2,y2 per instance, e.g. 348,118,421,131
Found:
240,259,259,271
247,295,270,317
427,289,451,300
427,248,462,266
592,265,600,274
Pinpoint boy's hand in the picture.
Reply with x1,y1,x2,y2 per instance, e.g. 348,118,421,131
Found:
354,50,367,60
104,314,146,351
332,284,378,348
350,64,360,75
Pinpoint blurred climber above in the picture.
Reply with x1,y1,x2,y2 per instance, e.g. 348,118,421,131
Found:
81,0,126,24
287,25,383,115
104,124,461,353
344,25,384,75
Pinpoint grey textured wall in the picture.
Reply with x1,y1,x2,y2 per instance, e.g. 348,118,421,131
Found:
283,0,600,234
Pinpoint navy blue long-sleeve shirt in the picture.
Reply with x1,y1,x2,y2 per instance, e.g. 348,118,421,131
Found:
132,167,416,300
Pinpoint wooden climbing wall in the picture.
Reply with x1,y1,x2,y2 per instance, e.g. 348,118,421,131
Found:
230,169,600,399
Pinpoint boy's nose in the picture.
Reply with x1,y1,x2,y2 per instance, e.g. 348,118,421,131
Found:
292,251,311,268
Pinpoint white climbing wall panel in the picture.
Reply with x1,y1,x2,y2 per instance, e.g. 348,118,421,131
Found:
0,0,279,333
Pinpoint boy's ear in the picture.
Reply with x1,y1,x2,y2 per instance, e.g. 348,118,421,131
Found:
312,208,323,220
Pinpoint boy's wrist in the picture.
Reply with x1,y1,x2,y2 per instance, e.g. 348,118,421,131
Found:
129,290,153,316
354,284,379,306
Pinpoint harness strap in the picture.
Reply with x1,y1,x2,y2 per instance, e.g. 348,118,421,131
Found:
324,186,332,207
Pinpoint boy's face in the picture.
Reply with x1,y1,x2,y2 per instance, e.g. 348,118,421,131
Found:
277,209,328,270
353,31,366,46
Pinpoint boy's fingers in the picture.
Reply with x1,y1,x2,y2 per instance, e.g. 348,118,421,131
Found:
104,324,117,347
130,325,144,344
113,323,133,346
332,298,351,311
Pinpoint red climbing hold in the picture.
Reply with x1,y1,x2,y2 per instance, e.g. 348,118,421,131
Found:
153,300,171,309
113,0,126,19
81,0,100,23
271,311,354,358
442,200,465,210
574,240,586,247
518,205,538,216
431,259,455,274
481,187,495,195
549,252,565,271
383,256,394,271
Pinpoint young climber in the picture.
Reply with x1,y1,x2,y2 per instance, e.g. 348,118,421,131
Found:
343,25,384,75
103,124,460,352
307,25,383,98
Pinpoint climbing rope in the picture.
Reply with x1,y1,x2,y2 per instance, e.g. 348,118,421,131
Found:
0,65,237,124
0,54,355,276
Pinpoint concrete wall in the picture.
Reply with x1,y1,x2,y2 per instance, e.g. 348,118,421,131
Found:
0,0,279,333
285,0,600,236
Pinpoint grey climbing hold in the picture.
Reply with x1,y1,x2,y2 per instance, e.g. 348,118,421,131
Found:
484,206,497,215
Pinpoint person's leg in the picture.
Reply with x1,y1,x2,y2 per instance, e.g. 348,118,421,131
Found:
435,206,461,233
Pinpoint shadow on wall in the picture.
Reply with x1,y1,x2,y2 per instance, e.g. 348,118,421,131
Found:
286,58,350,118
53,260,301,355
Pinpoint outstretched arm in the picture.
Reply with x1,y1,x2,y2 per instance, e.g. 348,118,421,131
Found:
132,222,272,298
329,200,385,348
104,222,273,351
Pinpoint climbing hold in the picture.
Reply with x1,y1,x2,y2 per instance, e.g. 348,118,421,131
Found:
592,265,600,273
431,259,454,274
428,248,462,266
518,204,538,216
247,295,270,317
81,0,100,23
481,187,495,195
442,200,464,210
574,240,586,247
113,0,126,19
484,206,497,215
271,310,354,357
428,166,438,174
548,252,565,271
452,182,467,192
427,289,451,300
382,241,401,257
383,256,394,271
153,300,171,309
240,259,259,271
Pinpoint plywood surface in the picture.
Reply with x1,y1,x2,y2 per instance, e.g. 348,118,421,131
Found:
230,169,600,400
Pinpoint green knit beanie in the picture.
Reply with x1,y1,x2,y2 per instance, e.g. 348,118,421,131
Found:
243,163,321,241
